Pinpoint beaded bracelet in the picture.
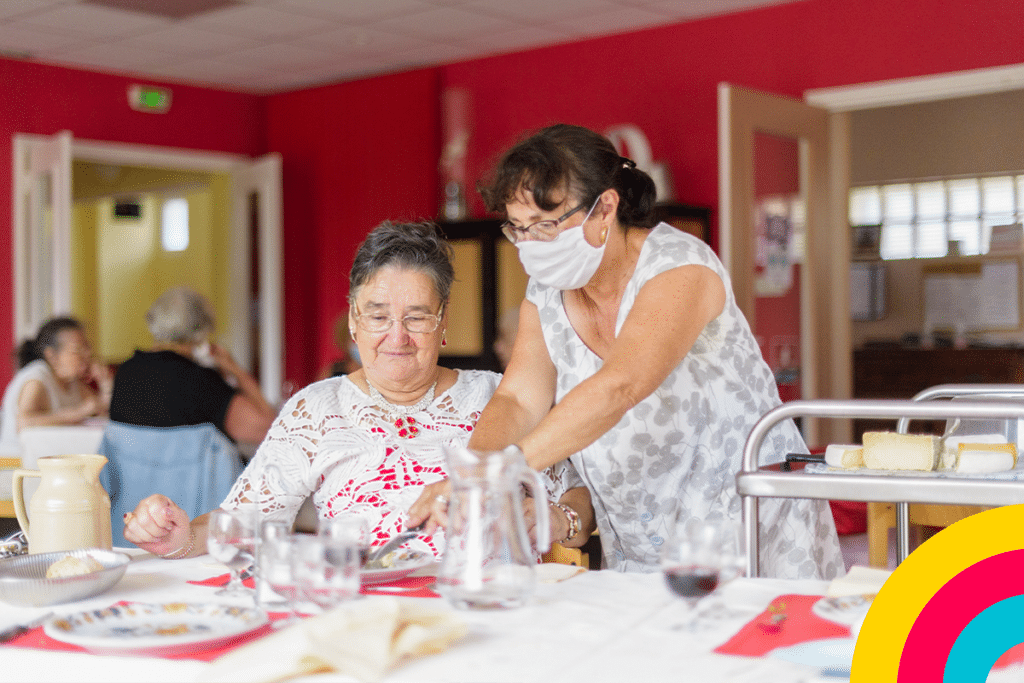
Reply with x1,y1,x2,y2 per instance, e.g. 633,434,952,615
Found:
552,502,581,543
159,527,195,560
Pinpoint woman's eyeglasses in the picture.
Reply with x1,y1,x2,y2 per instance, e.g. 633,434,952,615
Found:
501,197,599,244
353,302,445,334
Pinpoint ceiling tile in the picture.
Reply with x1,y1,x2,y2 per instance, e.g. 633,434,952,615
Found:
0,24,92,54
215,42,331,70
48,40,177,70
121,24,260,55
373,6,516,41
549,6,678,39
84,0,242,20
187,4,335,39
19,2,170,38
462,0,620,24
0,0,68,21
461,26,570,55
291,26,435,58
270,0,441,23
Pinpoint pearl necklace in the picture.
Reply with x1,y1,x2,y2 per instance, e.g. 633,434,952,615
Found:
366,380,437,438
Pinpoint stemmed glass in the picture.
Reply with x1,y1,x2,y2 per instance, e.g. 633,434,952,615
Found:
207,507,257,598
660,516,739,631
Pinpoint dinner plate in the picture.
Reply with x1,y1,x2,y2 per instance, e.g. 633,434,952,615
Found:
44,602,269,656
361,549,433,585
812,594,874,627
769,637,856,674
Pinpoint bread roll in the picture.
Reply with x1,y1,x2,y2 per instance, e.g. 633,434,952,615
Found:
862,432,940,471
46,553,104,579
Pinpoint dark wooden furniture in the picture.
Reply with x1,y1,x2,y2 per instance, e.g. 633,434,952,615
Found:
852,346,1024,438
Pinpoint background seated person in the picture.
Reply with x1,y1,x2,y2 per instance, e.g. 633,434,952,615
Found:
123,221,594,559
0,317,111,456
108,287,275,446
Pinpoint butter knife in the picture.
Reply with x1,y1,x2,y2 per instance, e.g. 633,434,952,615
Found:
0,612,54,643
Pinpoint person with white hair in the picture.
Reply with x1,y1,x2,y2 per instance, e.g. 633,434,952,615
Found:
108,287,275,444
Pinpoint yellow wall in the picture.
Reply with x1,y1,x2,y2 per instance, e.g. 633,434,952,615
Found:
70,172,233,362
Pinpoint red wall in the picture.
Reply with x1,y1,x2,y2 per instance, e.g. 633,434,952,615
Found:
3,0,1023,391
0,58,263,388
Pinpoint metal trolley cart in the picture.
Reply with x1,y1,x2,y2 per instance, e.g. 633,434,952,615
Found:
737,395,1024,577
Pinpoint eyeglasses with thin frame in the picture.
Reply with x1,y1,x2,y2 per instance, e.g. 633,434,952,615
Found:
352,301,445,334
501,196,600,244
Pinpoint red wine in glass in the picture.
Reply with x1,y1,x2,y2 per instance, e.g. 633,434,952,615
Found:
665,565,720,602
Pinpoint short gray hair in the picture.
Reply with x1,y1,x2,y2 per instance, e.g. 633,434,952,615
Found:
348,221,454,304
146,287,215,343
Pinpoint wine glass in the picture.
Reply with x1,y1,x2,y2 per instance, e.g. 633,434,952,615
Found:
660,516,736,631
207,507,257,598
260,527,301,628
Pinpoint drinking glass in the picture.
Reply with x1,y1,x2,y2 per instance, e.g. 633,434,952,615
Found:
207,507,257,598
260,528,301,628
660,516,736,631
319,514,370,567
293,534,360,611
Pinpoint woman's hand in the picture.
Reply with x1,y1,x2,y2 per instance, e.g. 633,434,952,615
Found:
406,479,451,534
123,494,192,557
523,499,571,546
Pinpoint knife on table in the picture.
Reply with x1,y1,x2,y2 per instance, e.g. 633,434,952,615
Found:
0,612,54,643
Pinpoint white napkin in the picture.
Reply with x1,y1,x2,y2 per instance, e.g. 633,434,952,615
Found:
203,597,466,683
826,565,892,597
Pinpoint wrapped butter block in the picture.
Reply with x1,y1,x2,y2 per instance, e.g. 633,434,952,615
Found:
862,432,940,471
955,442,1017,474
825,444,864,469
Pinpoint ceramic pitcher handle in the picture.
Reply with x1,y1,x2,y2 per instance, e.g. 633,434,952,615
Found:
11,469,39,543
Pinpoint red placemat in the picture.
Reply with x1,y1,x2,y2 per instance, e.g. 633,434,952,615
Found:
361,574,438,598
714,594,850,657
1,602,287,661
188,572,256,589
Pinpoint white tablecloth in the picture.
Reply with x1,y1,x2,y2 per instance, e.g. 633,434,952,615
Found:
0,550,862,683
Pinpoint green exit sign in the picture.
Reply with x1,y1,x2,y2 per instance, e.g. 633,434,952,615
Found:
128,84,172,113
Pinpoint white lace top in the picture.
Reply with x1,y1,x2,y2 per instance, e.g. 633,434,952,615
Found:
527,223,843,579
222,369,578,559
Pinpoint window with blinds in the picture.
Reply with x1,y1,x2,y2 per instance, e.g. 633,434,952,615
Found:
849,174,1024,260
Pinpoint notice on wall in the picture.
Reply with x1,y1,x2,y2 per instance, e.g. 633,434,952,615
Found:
923,259,1021,331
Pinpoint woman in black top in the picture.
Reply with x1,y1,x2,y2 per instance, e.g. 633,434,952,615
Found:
109,287,276,445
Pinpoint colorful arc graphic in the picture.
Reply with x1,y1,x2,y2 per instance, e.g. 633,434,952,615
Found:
852,505,1024,681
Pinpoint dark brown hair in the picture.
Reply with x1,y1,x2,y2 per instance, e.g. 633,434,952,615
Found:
479,123,658,228
16,316,83,369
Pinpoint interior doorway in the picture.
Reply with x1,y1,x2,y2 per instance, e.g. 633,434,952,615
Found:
12,133,284,406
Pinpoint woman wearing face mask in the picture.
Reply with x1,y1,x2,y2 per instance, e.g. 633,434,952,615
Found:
410,123,842,580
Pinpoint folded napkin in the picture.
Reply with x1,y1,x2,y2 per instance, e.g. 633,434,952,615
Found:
826,565,891,597
714,594,849,657
188,572,256,590
204,596,466,683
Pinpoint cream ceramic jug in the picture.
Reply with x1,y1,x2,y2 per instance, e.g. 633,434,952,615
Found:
13,454,113,554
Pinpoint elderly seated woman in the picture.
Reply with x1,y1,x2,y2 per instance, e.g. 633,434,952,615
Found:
108,287,276,445
124,221,595,560
0,317,111,457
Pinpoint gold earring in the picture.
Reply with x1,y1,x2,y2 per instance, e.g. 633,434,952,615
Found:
600,225,608,244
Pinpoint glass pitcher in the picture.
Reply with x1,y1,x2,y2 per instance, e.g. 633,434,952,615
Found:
437,444,550,609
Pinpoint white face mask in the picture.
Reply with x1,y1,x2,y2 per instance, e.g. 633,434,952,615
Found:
515,208,606,290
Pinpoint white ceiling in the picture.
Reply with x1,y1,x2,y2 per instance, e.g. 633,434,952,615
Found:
0,0,800,94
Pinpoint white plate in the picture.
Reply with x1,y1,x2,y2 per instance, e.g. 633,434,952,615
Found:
769,637,856,674
361,550,433,585
44,602,269,656
812,594,873,627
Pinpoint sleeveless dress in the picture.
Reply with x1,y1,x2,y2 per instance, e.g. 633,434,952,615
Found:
223,369,579,560
526,223,843,579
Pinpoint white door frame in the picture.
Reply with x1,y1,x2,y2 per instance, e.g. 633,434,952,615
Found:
11,133,284,404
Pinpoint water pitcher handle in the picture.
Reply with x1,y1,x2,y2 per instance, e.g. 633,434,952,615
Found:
12,469,39,542
517,464,551,555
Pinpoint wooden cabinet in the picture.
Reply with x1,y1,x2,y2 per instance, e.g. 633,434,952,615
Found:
853,347,1024,438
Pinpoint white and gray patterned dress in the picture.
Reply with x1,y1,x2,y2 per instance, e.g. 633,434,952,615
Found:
527,223,843,579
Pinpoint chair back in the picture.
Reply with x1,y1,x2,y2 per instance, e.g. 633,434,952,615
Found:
98,422,244,547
